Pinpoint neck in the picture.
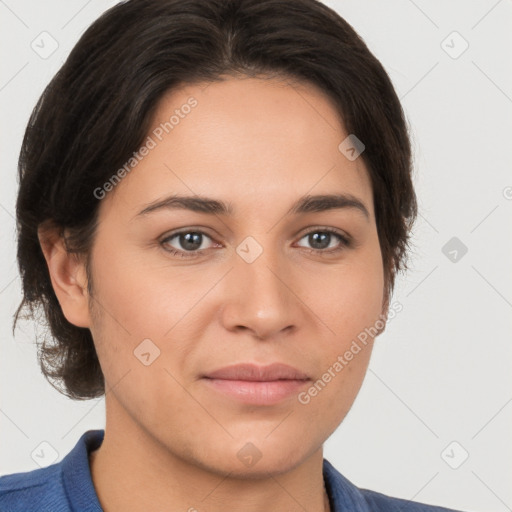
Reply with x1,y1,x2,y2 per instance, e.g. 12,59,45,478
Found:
89,407,330,512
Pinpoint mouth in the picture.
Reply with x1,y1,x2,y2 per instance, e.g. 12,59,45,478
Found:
201,363,311,405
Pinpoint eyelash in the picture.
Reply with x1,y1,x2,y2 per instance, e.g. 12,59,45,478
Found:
159,227,352,259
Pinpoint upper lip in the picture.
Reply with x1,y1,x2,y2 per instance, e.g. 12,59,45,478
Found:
203,363,310,382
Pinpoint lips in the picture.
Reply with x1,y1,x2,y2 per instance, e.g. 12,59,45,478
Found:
201,363,311,405
203,363,310,382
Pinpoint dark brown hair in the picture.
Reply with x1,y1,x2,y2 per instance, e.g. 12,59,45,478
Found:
14,0,417,399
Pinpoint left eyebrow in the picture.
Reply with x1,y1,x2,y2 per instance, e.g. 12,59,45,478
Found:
134,193,370,221
288,193,370,220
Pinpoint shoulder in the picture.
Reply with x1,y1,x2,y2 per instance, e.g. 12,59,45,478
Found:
359,487,465,512
0,429,104,512
323,459,467,512
0,462,68,511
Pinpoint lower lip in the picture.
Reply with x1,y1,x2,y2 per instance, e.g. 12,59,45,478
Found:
202,378,310,405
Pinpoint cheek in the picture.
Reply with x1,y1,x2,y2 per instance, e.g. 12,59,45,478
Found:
88,238,190,339
304,251,384,345
297,276,381,435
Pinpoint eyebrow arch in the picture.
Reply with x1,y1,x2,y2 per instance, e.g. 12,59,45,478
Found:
135,193,370,220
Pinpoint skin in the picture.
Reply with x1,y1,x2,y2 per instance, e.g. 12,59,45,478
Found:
39,75,387,512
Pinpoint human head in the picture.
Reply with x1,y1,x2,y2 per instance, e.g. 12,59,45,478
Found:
15,0,416,405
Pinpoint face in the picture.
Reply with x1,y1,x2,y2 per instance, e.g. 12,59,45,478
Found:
82,76,386,476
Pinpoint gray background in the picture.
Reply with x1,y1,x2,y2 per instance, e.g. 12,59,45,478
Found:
1,1,511,511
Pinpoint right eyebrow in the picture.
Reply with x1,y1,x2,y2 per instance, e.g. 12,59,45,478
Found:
135,195,233,217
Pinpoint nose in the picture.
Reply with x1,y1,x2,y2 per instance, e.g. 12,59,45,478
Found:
219,239,303,340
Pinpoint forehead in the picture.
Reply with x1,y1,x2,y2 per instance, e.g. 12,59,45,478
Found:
100,76,374,220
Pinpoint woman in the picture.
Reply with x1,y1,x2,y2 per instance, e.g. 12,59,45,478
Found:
0,0,467,510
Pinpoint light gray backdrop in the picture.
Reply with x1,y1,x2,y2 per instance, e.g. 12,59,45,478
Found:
1,1,511,511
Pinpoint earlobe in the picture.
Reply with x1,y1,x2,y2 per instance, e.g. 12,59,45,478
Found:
38,223,91,328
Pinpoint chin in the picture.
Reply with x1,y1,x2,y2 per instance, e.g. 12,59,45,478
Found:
190,437,318,480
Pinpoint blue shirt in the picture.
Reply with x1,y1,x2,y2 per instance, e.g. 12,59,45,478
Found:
0,429,465,511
